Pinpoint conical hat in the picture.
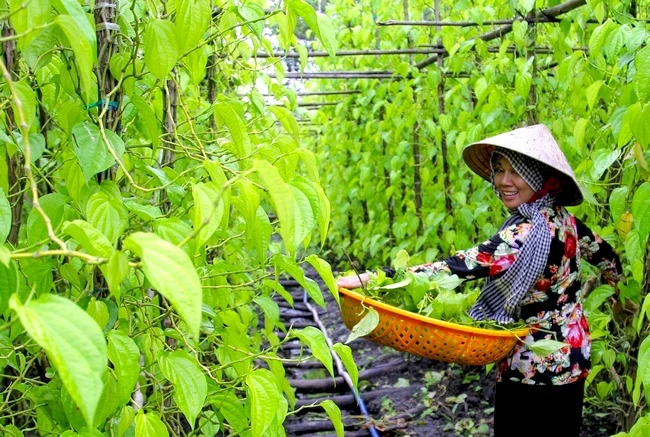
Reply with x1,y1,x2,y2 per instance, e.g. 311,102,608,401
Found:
462,124,583,206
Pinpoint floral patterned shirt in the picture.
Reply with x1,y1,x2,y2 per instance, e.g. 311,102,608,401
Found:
410,206,622,385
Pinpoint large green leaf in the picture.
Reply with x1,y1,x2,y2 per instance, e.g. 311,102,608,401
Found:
9,294,106,428
269,106,300,142
71,123,125,182
293,326,334,378
144,19,179,80
62,220,114,259
246,368,282,437
86,192,128,245
0,262,19,315
634,46,650,102
320,400,344,437
155,217,195,257
9,81,36,130
0,188,11,244
331,343,358,390
273,254,325,307
632,182,650,243
123,232,202,338
54,15,95,102
192,182,224,250
345,308,379,344
9,0,50,45
254,160,296,254
209,392,248,434
174,0,210,53
25,192,67,244
51,0,96,51
304,254,338,303
135,410,169,437
286,0,336,57
159,350,207,428
128,95,160,150
107,331,140,406
214,103,251,159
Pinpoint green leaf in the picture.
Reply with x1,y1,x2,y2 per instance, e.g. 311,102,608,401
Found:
291,176,329,247
209,392,248,434
51,0,96,51
269,106,300,142
192,182,224,250
635,336,650,408
315,13,337,58
107,331,140,406
159,350,207,428
632,182,650,242
174,0,210,53
273,254,325,307
9,80,36,130
583,284,615,313
117,406,135,437
86,298,109,331
253,295,280,326
573,118,588,154
625,230,643,263
155,217,195,257
393,249,410,270
287,0,336,57
293,326,334,378
0,188,11,244
526,339,567,358
71,123,125,182
246,368,282,437
585,81,603,113
86,191,128,245
345,308,379,344
214,103,251,159
0,246,10,268
288,183,315,249
104,251,128,302
9,294,107,428
9,0,50,44
123,232,202,338
26,192,67,244
0,262,18,315
320,400,344,437
633,45,650,102
305,254,338,304
255,160,296,253
588,20,612,58
54,14,96,102
63,220,114,259
609,186,629,222
630,104,650,148
590,148,620,181
332,343,358,390
144,19,179,80
514,70,532,100
135,410,169,437
128,95,160,150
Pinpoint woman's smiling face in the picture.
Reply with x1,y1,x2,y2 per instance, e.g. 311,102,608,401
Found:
493,155,535,209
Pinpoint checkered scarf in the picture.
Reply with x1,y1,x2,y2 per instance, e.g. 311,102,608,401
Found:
468,148,554,323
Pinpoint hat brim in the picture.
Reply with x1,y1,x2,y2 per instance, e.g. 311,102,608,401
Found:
462,142,584,207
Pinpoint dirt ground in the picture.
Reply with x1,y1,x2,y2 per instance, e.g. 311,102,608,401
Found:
317,285,617,437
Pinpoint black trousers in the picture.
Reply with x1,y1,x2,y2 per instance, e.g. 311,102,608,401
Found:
494,379,585,437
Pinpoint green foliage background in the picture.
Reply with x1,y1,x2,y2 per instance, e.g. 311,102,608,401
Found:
0,0,649,435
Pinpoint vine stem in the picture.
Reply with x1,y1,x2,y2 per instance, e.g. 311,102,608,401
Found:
0,58,67,251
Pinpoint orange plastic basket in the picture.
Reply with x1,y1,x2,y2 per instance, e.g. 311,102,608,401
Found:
339,287,529,366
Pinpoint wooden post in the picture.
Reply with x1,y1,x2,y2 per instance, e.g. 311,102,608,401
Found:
2,23,23,245
435,0,452,214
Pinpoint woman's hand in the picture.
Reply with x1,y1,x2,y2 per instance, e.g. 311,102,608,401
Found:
336,272,370,290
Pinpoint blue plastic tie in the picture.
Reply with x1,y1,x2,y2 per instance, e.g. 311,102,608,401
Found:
86,99,119,111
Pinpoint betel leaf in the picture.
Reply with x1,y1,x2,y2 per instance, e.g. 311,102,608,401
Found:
51,0,96,52
128,95,160,150
293,326,334,378
86,191,128,245
304,254,338,303
292,176,329,247
213,103,251,160
288,183,315,250
174,0,210,54
632,182,650,243
0,188,11,244
286,0,336,57
159,350,207,428
25,192,67,244
123,232,202,338
117,406,135,437
609,186,629,222
144,19,179,80
9,294,107,428
209,392,248,434
331,343,358,390
255,160,296,254
253,295,280,327
269,106,300,142
9,80,36,130
53,14,95,103
0,262,18,315
246,368,282,437
135,410,169,437
630,104,650,148
71,123,125,182
633,45,650,102
345,308,379,344
320,400,344,437
583,284,615,313
192,182,224,250
62,220,114,258
526,339,567,358
633,335,650,408
107,331,140,407
273,254,325,307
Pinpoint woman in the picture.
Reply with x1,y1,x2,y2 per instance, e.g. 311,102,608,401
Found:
337,124,622,436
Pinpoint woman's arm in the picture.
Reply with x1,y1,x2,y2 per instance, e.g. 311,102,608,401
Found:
409,221,533,281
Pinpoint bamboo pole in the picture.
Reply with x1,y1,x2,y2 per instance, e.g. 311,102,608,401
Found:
377,17,603,26
256,48,443,58
416,0,588,69
269,71,471,79
434,0,452,215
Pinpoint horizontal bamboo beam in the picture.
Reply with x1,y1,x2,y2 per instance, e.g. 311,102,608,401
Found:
418,44,589,54
256,48,442,58
297,90,360,96
377,17,601,26
415,0,587,69
269,71,470,80
297,102,340,107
